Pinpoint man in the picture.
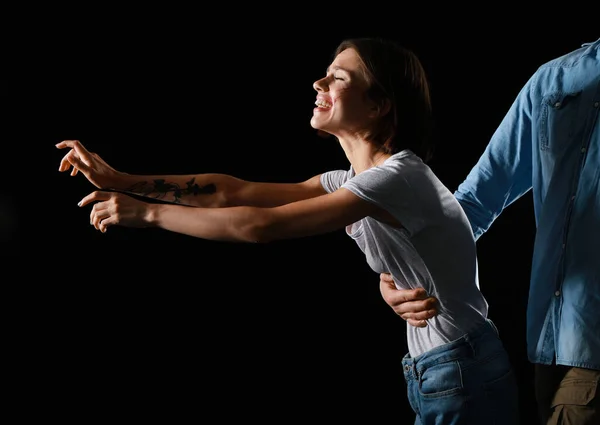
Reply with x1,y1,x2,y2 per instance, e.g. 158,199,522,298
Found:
380,39,599,424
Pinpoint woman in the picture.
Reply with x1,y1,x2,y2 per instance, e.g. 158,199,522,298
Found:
57,37,519,424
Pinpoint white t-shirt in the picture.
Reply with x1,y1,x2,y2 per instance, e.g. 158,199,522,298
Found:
320,150,488,357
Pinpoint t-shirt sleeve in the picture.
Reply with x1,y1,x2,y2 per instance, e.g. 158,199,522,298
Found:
320,169,352,193
341,161,425,235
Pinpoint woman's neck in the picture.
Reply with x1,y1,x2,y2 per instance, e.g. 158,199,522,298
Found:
339,137,390,174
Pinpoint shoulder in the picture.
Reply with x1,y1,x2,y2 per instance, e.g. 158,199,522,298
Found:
320,168,354,193
344,150,432,197
378,150,425,174
528,39,599,100
533,39,599,80
380,150,432,181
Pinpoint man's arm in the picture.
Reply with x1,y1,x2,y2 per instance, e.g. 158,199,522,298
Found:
455,75,536,239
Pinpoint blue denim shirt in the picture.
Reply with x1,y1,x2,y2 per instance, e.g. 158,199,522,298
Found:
455,39,600,370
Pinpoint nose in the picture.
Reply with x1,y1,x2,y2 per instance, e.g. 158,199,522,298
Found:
313,76,328,92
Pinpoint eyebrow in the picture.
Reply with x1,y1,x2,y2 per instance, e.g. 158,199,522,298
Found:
325,65,347,74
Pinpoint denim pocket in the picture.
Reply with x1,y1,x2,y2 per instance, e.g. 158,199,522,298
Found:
539,90,582,153
418,360,463,398
482,368,520,424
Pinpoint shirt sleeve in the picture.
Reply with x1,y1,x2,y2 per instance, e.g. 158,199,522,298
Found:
454,73,536,240
320,169,351,193
341,159,425,235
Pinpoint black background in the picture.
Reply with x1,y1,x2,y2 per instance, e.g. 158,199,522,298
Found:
8,10,598,423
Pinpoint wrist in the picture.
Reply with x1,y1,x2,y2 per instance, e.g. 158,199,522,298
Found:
144,203,159,226
108,172,134,190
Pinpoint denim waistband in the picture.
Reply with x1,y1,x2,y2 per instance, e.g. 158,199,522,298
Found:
401,319,500,379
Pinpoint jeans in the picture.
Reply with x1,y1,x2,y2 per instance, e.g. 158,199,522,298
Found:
402,319,519,425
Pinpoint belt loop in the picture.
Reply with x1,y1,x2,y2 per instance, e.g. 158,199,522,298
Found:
464,331,477,357
413,362,420,380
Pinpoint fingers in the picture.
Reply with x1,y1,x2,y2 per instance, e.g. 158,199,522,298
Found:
407,319,429,328
379,274,429,303
78,191,113,208
90,204,114,233
84,194,116,233
90,203,110,231
379,272,394,283
393,297,438,324
69,140,93,164
97,217,116,233
399,305,438,321
381,284,429,304
67,149,89,173
378,273,439,326
78,191,117,233
56,139,88,154
58,151,74,172
398,295,437,312
57,140,91,174
59,151,82,175
379,273,398,297
56,140,75,149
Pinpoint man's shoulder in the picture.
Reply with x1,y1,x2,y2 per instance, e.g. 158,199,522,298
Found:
538,39,599,71
528,39,599,95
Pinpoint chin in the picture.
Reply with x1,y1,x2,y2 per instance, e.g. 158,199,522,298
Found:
310,120,328,133
316,130,332,138
310,117,336,138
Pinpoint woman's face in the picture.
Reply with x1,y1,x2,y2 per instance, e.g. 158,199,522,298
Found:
310,48,376,138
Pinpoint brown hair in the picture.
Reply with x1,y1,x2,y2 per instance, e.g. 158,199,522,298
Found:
334,37,434,162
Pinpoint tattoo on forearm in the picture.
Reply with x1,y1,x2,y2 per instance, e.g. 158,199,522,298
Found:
125,178,216,204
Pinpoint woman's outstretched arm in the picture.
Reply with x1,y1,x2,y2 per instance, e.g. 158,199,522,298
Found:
79,186,380,242
57,139,327,208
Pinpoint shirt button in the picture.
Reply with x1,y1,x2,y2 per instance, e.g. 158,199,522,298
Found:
594,101,599,108
581,147,587,153
554,102,561,108
555,291,561,297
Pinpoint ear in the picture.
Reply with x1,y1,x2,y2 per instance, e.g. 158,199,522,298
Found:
369,99,391,118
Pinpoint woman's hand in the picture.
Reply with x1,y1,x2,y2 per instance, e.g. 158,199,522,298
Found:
57,140,125,189
379,272,439,327
79,191,153,233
